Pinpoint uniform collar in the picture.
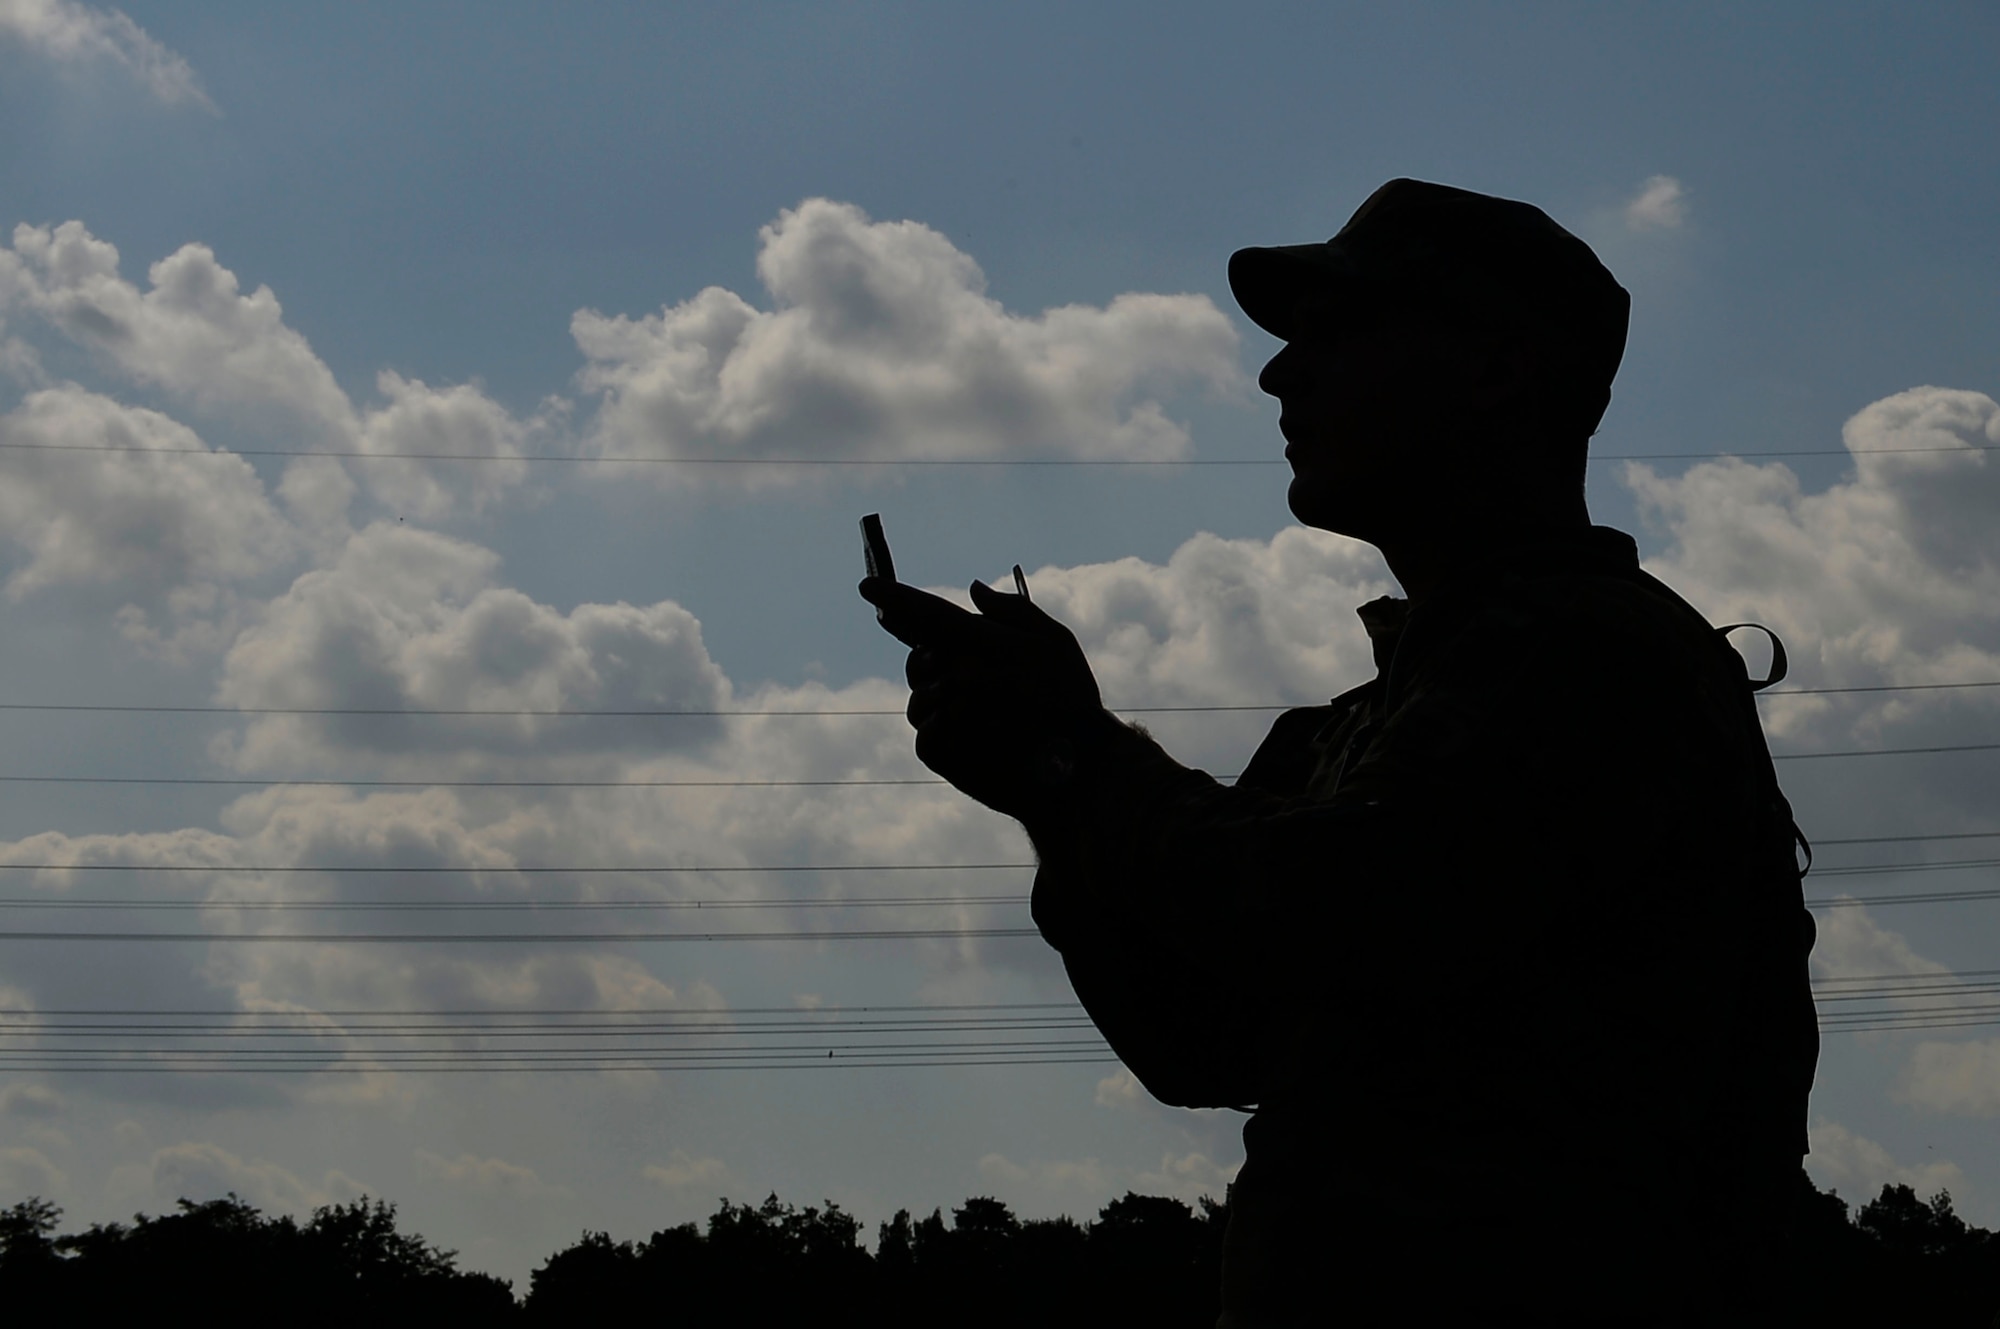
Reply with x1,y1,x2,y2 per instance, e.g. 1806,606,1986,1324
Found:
1354,595,1411,676
1348,524,1643,689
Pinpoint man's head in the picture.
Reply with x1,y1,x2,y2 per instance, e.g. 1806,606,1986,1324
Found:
1230,180,1630,545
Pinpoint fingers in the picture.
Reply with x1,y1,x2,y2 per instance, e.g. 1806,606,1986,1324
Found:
905,644,944,690
861,579,979,649
967,577,1052,629
905,647,948,729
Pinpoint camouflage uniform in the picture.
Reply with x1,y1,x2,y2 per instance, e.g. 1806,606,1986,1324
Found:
1028,525,1818,1325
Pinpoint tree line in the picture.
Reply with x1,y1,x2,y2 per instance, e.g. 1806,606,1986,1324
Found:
1,1172,1996,1324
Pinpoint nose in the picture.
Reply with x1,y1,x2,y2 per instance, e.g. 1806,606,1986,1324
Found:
1258,343,1304,399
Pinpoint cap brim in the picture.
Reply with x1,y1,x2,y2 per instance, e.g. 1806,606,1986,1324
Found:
1228,243,1354,341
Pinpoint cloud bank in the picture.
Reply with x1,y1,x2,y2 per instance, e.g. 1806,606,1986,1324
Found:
0,0,213,110
574,199,1243,471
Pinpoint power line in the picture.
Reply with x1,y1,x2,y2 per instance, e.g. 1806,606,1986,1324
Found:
0,679,1991,718
0,851,1981,920
2,440,1993,464
1815,984,2000,1004
0,1056,1123,1074
1813,967,2000,987
1811,857,2000,878
0,976,1979,1019
0,894,1035,912
0,1000,1085,1017
0,738,1989,789
1771,741,2000,761
1763,681,2000,697
1810,886,2000,909
1816,831,2000,846
0,774,943,788
5,856,1997,913
0,702,1285,717
0,925,1041,943
0,1037,1109,1057
0,1019,1100,1037
0,835,1990,879
0,863,1036,874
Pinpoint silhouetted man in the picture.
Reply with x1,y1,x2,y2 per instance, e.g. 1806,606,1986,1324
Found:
861,179,1818,1326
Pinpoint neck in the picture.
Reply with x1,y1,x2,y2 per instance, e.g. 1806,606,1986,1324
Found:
1376,490,1591,602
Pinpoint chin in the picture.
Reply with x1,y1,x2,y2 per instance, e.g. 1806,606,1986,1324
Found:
1288,482,1381,545
1287,478,1345,534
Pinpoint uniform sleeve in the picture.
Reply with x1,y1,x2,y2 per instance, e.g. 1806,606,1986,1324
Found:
1023,711,1403,1109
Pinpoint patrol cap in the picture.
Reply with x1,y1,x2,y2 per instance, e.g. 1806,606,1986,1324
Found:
1229,179,1631,391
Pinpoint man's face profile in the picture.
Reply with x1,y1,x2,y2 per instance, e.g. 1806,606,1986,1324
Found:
1260,297,1430,543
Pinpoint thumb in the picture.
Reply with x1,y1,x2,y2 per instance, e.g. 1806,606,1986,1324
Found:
968,578,1045,624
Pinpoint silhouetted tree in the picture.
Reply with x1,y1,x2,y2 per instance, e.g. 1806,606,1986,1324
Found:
12,1173,2000,1325
1791,1172,2000,1327
876,1207,915,1272
1857,1183,1978,1258
0,1192,513,1323
523,1230,646,1321
0,1195,61,1268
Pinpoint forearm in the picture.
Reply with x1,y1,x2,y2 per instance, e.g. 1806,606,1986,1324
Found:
1021,711,1310,1106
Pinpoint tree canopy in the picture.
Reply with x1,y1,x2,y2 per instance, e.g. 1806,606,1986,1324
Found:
2,1172,1996,1325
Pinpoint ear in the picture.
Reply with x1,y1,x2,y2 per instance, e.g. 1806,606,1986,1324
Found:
1473,339,1540,408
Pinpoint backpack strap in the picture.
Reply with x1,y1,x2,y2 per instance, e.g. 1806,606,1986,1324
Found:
1715,622,1813,881
1717,623,1790,691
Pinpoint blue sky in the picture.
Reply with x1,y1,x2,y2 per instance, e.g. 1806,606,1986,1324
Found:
0,0,1997,1288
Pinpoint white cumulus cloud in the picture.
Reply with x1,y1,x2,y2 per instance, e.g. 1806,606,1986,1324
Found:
0,1145,66,1197
1811,907,1950,984
1631,386,2000,830
1900,1041,2000,1117
416,1149,566,1200
0,221,535,519
642,1149,732,1191
0,518,1395,1049
1014,525,1389,719
574,198,1243,474
0,385,297,651
215,521,732,770
0,0,213,110
5,222,350,432
1624,174,1687,231
0,1083,65,1119
977,1149,1234,1205
117,1141,369,1214
1807,1119,1967,1206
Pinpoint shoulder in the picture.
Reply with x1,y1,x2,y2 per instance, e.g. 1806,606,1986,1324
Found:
1236,693,1358,795
1366,562,1760,790
1406,561,1738,699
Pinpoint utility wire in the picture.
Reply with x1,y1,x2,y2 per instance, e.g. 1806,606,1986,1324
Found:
0,925,1041,943
0,775,942,788
0,863,1038,875
17,976,1996,1022
0,1000,1086,1017
1816,832,2000,846
0,833,1991,877
3,858,1998,913
1773,743,2000,761
2,441,1994,464
0,1056,1123,1074
1811,858,2000,878
0,894,1035,912
0,1037,1110,1057
0,680,1991,718
0,1020,1101,1038
0,738,1991,789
